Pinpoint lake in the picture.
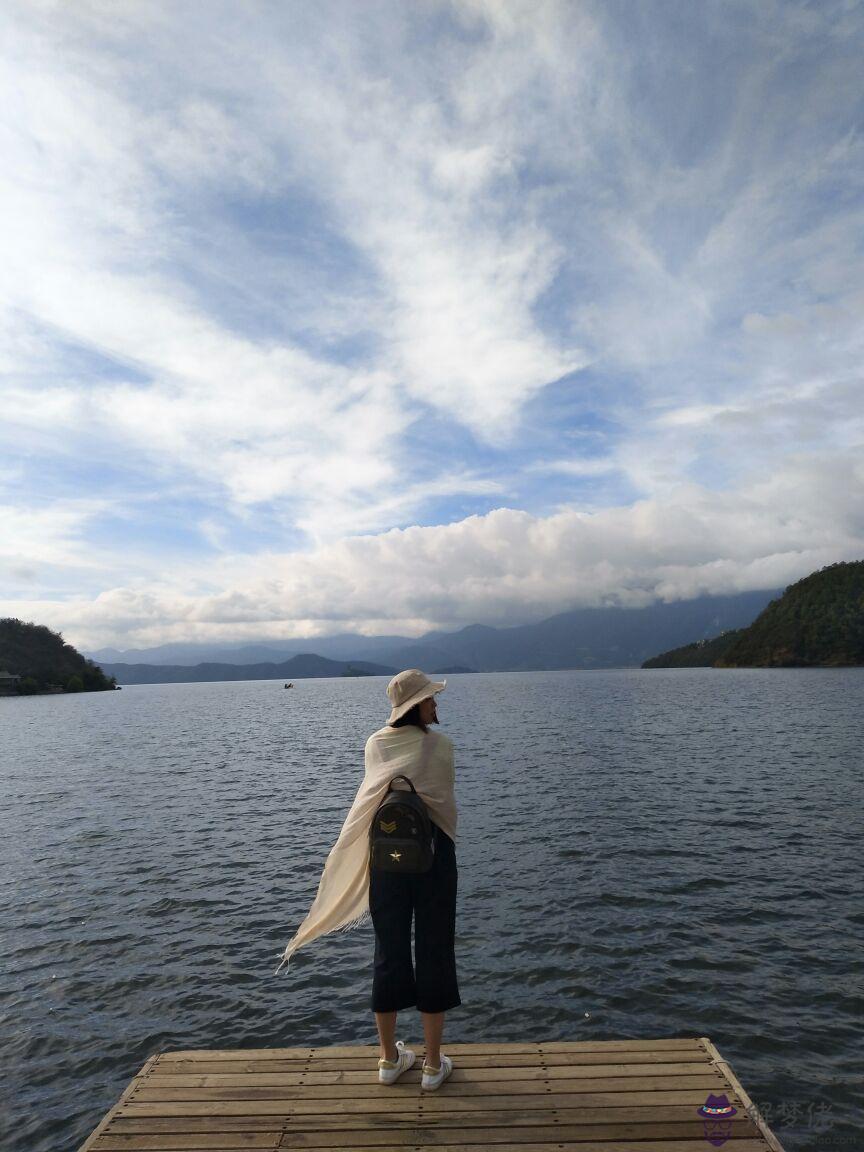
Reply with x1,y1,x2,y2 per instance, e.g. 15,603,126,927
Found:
1,669,862,1151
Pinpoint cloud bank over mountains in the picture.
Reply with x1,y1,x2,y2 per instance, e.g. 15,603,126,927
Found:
2,1,863,648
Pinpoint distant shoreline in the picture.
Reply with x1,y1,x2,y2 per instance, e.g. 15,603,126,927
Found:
87,666,864,689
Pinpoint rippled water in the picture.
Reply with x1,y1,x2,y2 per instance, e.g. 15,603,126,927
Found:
1,669,862,1151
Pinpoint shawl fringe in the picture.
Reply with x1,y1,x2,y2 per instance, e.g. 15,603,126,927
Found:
273,906,373,976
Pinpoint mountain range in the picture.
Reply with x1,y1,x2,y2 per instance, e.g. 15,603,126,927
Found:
90,589,780,683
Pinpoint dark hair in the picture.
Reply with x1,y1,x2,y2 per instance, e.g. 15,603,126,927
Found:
389,702,429,733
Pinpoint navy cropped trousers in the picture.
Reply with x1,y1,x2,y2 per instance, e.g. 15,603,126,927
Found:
369,822,461,1014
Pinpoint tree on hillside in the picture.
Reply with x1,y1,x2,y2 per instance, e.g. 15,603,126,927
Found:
718,561,864,666
0,618,117,693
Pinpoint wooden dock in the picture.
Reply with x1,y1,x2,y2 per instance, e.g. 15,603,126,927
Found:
78,1035,786,1151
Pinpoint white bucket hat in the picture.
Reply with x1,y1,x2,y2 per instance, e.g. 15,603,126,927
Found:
386,668,446,724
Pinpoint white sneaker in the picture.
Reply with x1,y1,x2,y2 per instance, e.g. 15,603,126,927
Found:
421,1053,453,1091
378,1039,416,1084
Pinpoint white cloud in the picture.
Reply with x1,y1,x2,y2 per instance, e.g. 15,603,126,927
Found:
0,501,108,569
0,0,583,548
529,458,621,477
4,452,861,649
0,500,113,602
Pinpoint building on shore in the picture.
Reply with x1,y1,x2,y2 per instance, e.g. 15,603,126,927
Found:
0,670,21,695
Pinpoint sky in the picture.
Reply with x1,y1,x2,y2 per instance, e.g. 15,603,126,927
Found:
1,0,863,651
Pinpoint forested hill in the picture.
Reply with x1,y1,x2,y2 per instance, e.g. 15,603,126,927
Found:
642,630,743,668
644,561,864,668
0,618,117,693
716,561,864,667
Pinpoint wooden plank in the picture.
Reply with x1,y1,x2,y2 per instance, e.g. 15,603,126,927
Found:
156,1039,705,1062
107,1105,759,1133
92,1144,772,1152
103,1103,759,1129
92,1138,279,1150
300,1145,774,1152
128,1076,726,1102
108,1118,304,1132
278,1113,762,1136
90,1124,766,1151
284,1121,765,1145
117,1089,738,1119
152,1049,703,1073
141,1061,719,1087
265,1145,773,1152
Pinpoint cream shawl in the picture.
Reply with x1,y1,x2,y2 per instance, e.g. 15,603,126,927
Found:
274,724,457,975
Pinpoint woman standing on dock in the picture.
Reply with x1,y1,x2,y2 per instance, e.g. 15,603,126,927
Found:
370,669,460,1091
273,668,460,1091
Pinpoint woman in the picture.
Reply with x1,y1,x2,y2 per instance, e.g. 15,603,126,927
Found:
370,668,460,1092
273,668,460,1091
